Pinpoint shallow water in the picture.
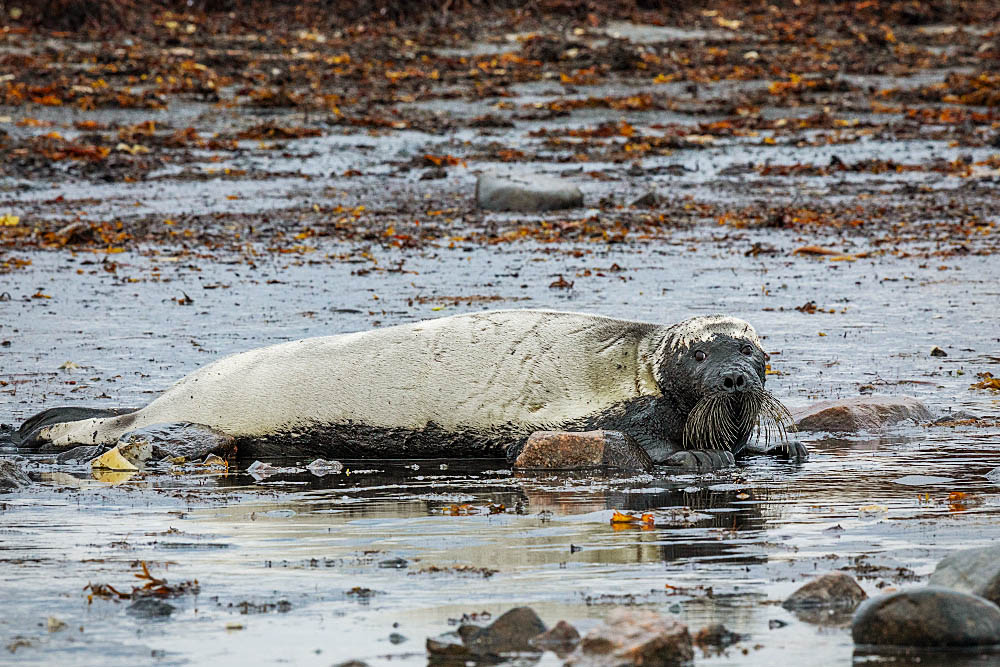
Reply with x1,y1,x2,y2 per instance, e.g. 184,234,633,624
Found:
2,237,999,665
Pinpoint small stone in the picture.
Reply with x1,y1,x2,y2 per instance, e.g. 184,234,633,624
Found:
0,459,31,490
933,411,978,424
461,606,547,656
378,557,409,569
531,619,580,654
332,661,368,667
784,572,868,624
784,573,867,609
476,172,583,212
852,587,1000,647
929,545,1000,605
693,623,742,648
792,396,932,433
307,458,344,476
514,430,653,471
930,345,948,357
629,189,661,208
127,597,175,619
388,632,407,644
768,619,787,629
46,617,67,632
987,468,1000,484
565,608,693,667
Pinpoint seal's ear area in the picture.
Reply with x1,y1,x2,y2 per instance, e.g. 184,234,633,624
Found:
15,406,138,448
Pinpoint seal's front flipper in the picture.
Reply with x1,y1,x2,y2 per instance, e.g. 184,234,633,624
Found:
16,406,138,448
743,440,808,462
663,449,735,472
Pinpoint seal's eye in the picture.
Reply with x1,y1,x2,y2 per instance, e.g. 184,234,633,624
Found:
694,350,706,362
740,344,754,356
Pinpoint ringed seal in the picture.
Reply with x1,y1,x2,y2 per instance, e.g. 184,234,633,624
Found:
19,309,804,465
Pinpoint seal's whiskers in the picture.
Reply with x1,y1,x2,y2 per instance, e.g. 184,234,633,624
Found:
683,388,793,451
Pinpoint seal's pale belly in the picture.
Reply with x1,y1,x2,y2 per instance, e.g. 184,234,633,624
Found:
40,310,669,458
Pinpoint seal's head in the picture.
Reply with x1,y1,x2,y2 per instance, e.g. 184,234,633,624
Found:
655,315,791,453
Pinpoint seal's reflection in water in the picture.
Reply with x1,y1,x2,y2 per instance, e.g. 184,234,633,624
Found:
209,458,770,570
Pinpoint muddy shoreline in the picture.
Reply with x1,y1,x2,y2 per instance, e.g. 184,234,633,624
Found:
2,2,1000,664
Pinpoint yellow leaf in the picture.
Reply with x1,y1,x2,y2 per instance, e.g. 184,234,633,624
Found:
0,214,19,226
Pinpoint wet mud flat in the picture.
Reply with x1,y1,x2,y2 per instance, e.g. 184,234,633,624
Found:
1,1,1000,664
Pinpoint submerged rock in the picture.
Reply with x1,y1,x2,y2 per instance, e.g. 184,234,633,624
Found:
514,430,653,471
122,422,235,461
0,458,31,490
564,608,693,667
783,572,868,610
852,587,1000,647
929,546,1000,605
792,396,932,433
427,606,547,659
476,172,583,212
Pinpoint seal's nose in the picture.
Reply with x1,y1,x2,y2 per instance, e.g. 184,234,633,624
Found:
721,371,747,393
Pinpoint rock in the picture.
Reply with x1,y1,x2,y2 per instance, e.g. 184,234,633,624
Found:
515,430,653,471
930,345,948,357
378,557,409,569
476,172,583,212
427,607,547,659
0,458,30,490
783,572,868,610
564,608,693,667
929,546,1000,605
693,623,742,649
55,445,103,464
122,422,236,461
531,619,580,655
783,572,868,625
852,587,1000,647
629,189,661,208
987,468,1000,484
933,410,977,424
127,597,175,619
792,396,932,433
306,458,343,476
90,445,139,471
388,633,407,644
462,606,547,656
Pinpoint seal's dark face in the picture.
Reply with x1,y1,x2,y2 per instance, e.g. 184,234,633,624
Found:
657,317,791,453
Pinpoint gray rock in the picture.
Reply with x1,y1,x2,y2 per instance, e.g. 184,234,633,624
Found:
932,410,977,424
476,172,583,212
930,546,1000,605
514,430,653,471
564,608,693,667
0,459,30,490
427,607,547,658
127,597,175,619
530,619,580,655
988,468,1000,484
55,445,103,464
852,587,1000,647
629,190,661,208
792,396,932,433
783,572,868,610
693,623,742,649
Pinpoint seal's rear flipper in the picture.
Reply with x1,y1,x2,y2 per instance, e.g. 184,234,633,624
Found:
15,406,138,448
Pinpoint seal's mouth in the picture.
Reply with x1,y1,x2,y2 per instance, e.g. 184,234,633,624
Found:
682,388,793,451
